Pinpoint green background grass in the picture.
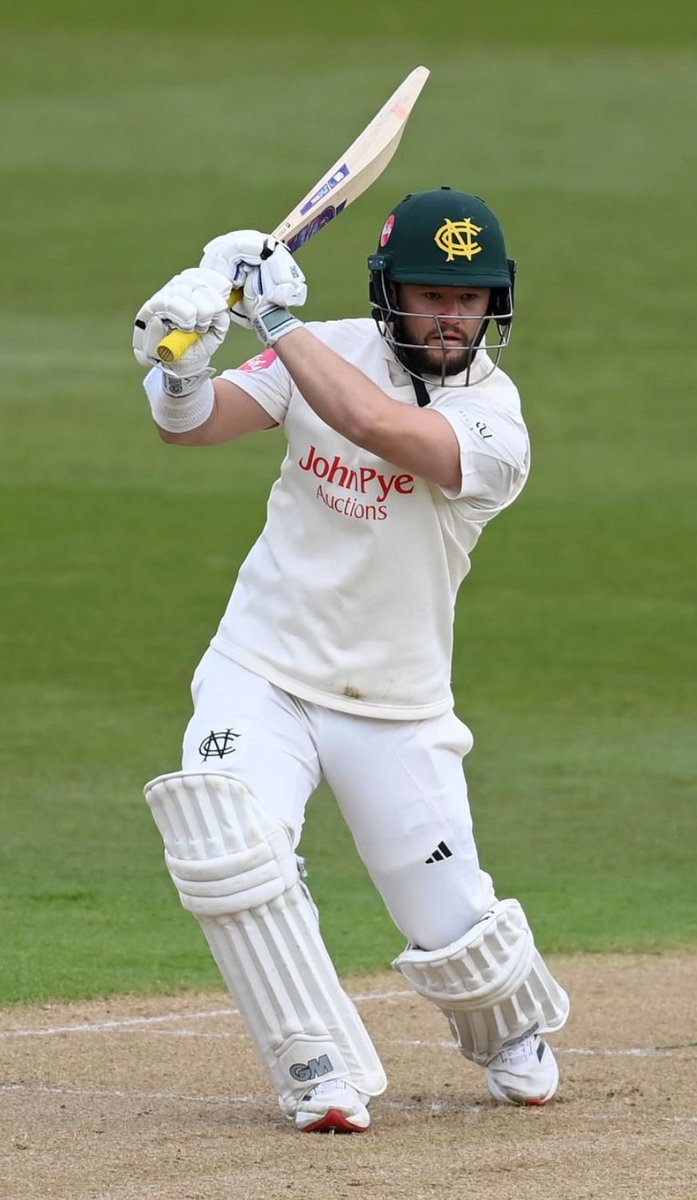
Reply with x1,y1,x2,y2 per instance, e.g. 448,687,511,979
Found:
1,0,696,1003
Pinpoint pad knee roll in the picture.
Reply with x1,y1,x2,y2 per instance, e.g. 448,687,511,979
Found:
393,898,569,1065
145,770,297,917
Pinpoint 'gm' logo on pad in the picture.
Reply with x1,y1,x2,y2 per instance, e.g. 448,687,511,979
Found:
289,1054,334,1082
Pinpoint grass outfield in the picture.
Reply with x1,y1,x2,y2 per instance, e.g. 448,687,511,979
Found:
1,2,696,1004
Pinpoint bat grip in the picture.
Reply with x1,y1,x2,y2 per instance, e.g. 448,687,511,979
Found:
156,286,243,363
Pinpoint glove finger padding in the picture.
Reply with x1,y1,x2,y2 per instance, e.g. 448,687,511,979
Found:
177,267,233,334
243,250,307,313
133,267,232,370
228,246,307,332
200,230,283,287
261,248,307,308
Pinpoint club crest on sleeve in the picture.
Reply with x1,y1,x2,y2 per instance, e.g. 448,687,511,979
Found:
239,348,278,373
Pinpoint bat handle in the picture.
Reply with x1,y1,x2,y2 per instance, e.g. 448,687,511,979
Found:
156,286,243,364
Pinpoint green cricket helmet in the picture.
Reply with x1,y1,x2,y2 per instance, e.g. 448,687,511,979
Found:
368,187,516,385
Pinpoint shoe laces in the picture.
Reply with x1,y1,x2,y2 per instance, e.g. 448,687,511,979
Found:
303,1079,352,1101
495,1034,539,1065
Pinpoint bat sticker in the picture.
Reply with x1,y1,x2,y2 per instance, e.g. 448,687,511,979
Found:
287,202,348,253
299,164,351,216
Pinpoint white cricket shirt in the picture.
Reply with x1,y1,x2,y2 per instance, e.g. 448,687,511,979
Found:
211,319,529,719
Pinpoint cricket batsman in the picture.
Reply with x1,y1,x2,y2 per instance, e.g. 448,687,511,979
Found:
133,187,570,1133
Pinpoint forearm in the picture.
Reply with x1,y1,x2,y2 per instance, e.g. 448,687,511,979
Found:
274,326,460,488
145,369,277,445
274,327,399,452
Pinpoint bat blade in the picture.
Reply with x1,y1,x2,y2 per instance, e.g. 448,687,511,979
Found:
273,64,430,252
156,66,429,363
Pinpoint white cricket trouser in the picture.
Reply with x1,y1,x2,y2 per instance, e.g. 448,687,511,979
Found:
182,648,496,950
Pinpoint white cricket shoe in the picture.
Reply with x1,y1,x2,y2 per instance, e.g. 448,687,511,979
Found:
294,1079,371,1134
485,1034,559,1106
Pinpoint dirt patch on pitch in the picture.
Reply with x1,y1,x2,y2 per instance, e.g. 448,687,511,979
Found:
2,954,697,1200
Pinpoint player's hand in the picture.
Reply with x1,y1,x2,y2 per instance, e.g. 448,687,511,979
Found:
242,244,308,312
200,230,307,341
200,229,285,290
239,255,308,347
132,267,232,380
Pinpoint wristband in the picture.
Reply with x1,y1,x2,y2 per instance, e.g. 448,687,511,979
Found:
251,305,303,347
144,368,215,433
161,367,214,398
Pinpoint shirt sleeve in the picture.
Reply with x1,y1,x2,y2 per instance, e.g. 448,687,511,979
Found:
220,347,293,424
436,399,531,515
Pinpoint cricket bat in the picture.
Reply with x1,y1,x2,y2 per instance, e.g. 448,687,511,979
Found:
156,65,430,363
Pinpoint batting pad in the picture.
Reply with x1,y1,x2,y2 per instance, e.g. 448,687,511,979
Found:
144,771,386,1115
393,898,569,1065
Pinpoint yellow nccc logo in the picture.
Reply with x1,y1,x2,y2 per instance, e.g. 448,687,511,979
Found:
434,218,483,262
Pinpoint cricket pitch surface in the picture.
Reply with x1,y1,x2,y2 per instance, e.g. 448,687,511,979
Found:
3,954,696,1200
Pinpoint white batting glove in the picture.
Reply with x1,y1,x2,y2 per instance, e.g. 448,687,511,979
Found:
200,230,307,346
240,245,308,347
200,229,279,289
133,267,232,395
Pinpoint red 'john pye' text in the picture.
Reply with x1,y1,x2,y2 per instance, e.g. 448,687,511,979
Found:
298,444,414,504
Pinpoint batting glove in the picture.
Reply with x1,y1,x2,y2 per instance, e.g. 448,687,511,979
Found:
133,267,232,395
200,229,280,289
240,244,307,347
201,230,307,346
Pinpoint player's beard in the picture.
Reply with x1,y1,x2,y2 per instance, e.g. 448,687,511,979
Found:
397,339,474,379
394,316,482,380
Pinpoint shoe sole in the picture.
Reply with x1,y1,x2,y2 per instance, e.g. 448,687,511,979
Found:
488,1087,555,1107
298,1107,369,1134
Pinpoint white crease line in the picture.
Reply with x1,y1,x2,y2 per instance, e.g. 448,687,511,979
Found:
0,991,410,1039
124,1029,247,1039
0,1007,237,1038
3,1083,697,1124
389,1038,694,1059
567,1047,693,1059
2,992,695,1061
1,1083,257,1106
108,1029,697,1058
